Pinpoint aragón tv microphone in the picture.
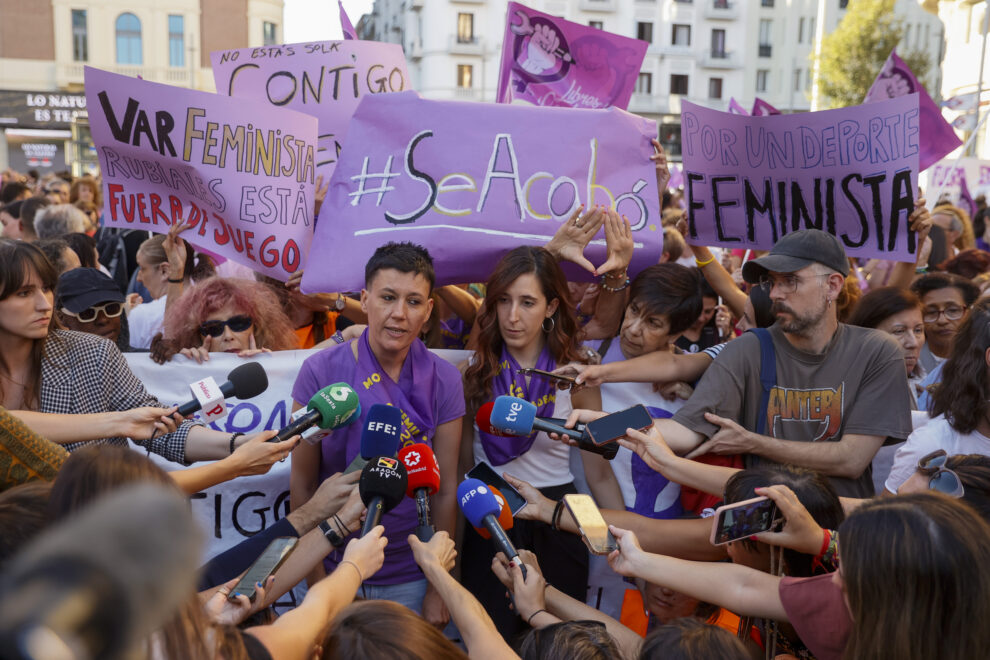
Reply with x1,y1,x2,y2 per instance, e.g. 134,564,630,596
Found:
176,361,268,418
359,456,408,537
361,404,404,459
458,478,526,578
399,443,441,541
271,383,360,443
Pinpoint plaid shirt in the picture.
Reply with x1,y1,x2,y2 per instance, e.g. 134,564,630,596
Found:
41,330,196,463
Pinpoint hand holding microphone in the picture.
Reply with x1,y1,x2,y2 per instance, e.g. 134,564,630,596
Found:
176,362,268,418
359,457,408,536
488,396,618,460
458,478,526,578
272,383,360,443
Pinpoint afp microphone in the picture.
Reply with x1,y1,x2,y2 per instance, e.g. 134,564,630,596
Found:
361,404,403,459
473,485,514,539
399,443,440,541
458,478,526,578
359,456,408,536
488,396,617,460
271,383,360,443
176,361,268,418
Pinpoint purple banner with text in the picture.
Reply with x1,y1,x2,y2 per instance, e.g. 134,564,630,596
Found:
680,94,921,262
85,67,318,280
211,40,409,183
496,2,647,110
302,91,661,293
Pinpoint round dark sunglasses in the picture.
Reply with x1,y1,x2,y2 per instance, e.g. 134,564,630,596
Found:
199,315,253,337
917,449,965,498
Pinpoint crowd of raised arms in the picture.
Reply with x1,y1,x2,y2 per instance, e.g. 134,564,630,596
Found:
4,152,990,660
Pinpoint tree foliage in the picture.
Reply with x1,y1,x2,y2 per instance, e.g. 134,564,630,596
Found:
815,0,933,109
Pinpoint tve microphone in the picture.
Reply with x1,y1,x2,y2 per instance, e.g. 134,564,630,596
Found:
489,395,584,441
399,443,441,541
458,478,526,578
360,404,403,459
176,361,268,417
475,402,512,437
359,456,408,536
272,383,360,443
473,485,514,540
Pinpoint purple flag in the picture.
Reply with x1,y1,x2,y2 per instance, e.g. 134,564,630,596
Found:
680,94,921,262
84,67,318,280
668,163,684,190
728,98,749,115
752,97,781,116
496,1,647,110
302,91,662,293
865,50,961,172
959,173,978,219
339,0,357,40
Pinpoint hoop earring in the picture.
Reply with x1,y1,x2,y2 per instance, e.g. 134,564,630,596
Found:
542,316,555,333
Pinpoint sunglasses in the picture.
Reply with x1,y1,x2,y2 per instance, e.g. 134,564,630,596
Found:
199,315,253,337
61,301,123,322
917,449,965,498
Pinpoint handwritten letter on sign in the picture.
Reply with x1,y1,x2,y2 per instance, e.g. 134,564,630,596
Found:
85,67,318,280
681,94,921,262
301,91,661,293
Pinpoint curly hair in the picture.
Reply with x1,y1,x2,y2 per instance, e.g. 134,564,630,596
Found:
160,276,298,357
69,177,101,207
929,297,990,432
463,247,586,411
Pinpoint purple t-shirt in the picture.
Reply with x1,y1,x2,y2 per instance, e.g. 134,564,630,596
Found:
292,339,465,585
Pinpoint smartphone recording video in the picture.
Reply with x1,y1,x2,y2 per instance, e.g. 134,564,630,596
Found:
710,496,779,546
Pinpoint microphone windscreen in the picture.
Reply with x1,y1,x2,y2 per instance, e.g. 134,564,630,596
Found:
308,382,361,430
226,362,268,399
359,456,408,513
360,403,403,459
399,443,441,497
457,478,501,529
476,402,519,437
475,485,514,539
490,396,537,436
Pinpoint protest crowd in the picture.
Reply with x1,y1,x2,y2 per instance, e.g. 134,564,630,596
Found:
4,6,990,660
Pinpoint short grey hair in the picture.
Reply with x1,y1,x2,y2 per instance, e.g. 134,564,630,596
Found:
34,203,88,238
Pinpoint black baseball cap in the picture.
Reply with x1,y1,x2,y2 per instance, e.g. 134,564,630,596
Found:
57,268,125,313
742,229,849,284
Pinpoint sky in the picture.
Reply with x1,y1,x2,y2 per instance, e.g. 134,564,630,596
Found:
283,0,375,43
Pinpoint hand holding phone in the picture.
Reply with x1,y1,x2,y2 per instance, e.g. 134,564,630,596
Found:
466,462,527,515
709,496,780,546
585,404,654,446
229,537,298,602
518,367,577,388
563,494,618,555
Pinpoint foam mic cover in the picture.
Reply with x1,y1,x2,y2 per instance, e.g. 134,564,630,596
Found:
458,478,525,576
359,456,408,535
490,396,585,441
476,402,520,437
176,361,268,416
474,485,514,539
399,443,440,498
360,404,403,459
272,382,360,442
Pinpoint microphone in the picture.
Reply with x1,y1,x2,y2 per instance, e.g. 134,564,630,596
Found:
488,396,618,460
359,456,408,536
176,362,268,417
360,404,403,459
272,383,360,443
475,402,512,437
0,484,201,660
473,484,514,539
458,478,526,578
399,443,441,541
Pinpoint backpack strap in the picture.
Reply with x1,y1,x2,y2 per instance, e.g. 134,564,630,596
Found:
746,328,776,437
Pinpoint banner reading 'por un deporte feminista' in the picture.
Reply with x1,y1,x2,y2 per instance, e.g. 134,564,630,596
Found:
85,67,318,280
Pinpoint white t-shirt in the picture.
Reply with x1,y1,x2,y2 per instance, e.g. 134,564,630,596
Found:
885,415,990,493
127,295,167,349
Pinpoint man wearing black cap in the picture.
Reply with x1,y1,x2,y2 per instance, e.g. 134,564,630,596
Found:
55,268,129,350
625,229,912,497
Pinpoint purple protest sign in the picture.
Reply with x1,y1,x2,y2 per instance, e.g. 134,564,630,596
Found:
301,91,661,293
728,98,749,116
680,94,921,262
496,2,647,110
211,40,409,183
865,50,961,172
752,98,781,116
84,67,317,280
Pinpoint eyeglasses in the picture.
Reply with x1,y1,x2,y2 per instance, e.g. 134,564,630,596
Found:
917,449,965,498
757,273,827,294
199,315,253,337
61,301,123,322
922,305,967,323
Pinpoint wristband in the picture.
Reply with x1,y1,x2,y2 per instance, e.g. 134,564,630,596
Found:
228,432,245,455
550,500,565,531
167,277,183,283
334,513,352,537
331,330,345,344
694,255,716,268
339,559,363,583
319,520,346,548
599,274,630,293
526,609,548,626
817,528,831,557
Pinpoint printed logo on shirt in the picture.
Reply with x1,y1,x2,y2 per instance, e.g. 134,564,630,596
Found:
766,383,844,442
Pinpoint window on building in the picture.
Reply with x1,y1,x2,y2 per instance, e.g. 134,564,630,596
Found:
711,29,726,57
659,123,682,157
457,13,474,43
714,0,729,8
798,17,805,43
168,15,184,67
708,77,723,99
793,68,803,92
672,24,691,47
756,69,769,92
637,22,653,43
457,64,473,88
115,13,142,65
839,0,849,8
759,19,772,57
636,72,653,94
72,9,88,62
263,21,277,46
589,20,603,29
670,74,689,95
809,18,816,42
806,68,812,91
762,0,774,6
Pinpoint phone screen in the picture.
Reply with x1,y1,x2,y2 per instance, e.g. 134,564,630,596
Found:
518,368,577,384
563,494,617,555
465,462,527,515
585,405,654,446
230,537,298,602
710,496,779,546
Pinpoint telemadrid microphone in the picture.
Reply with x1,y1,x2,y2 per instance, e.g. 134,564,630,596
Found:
473,485,514,540
272,383,360,443
359,456,408,536
399,443,441,541
360,404,403,459
175,361,268,417
458,478,526,578
488,396,617,460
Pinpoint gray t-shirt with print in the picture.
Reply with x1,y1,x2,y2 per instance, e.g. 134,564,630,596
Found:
673,323,913,498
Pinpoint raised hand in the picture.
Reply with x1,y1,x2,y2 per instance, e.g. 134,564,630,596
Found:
545,204,606,274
